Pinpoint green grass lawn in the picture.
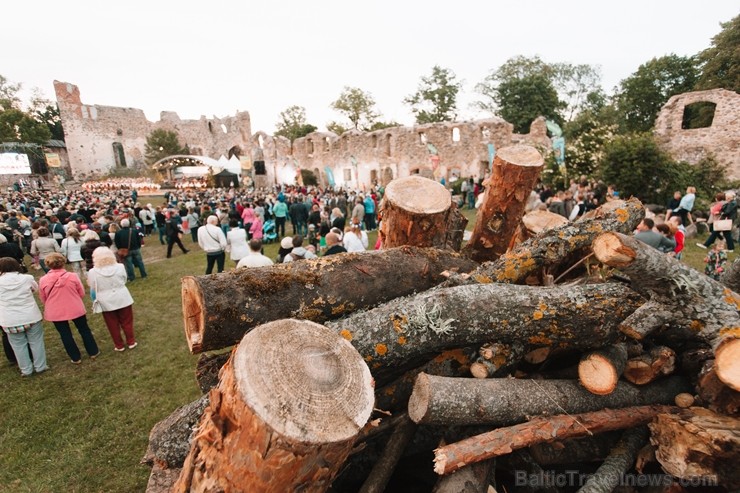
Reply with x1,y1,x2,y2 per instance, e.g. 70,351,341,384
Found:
0,202,727,492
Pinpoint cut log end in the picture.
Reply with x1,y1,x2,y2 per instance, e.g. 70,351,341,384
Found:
407,373,431,423
715,338,740,391
579,354,620,395
593,232,637,268
497,144,545,168
383,175,451,214
433,449,447,475
181,276,204,353
235,319,375,444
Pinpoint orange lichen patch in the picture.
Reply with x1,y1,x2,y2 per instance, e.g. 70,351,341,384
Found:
533,311,544,320
496,255,537,282
364,355,373,362
340,329,353,341
391,314,408,333
375,344,388,356
538,303,547,311
723,289,740,310
433,349,469,365
473,274,493,284
615,208,629,223
689,320,705,332
528,334,552,345
719,327,740,338
397,336,407,345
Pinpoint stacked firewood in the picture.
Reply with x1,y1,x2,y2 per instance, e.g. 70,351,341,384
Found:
143,145,739,493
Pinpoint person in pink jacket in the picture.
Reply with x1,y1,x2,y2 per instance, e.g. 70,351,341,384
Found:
39,253,100,364
241,204,256,236
249,215,264,241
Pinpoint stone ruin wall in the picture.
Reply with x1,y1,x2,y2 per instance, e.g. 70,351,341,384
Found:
53,81,252,179
252,117,552,189
654,89,740,179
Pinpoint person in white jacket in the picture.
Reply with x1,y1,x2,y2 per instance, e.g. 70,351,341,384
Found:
226,219,249,266
60,227,85,278
87,247,136,351
0,257,48,376
197,215,228,274
343,220,368,253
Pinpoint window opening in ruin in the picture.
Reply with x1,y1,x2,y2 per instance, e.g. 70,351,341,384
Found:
452,128,461,142
307,139,314,155
112,142,126,168
343,168,352,182
370,169,378,184
208,122,213,133
220,123,228,134
228,146,241,159
419,133,427,144
314,167,322,185
116,128,123,136
385,135,391,157
681,101,717,130
372,134,378,148
410,168,420,175
258,135,265,149
382,167,394,186
325,137,331,152
479,161,489,178
254,161,266,175
481,127,491,140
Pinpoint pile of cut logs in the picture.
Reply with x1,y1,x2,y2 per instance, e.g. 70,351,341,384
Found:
144,145,739,493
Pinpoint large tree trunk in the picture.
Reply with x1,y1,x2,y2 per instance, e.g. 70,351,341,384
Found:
649,407,740,489
143,394,210,469
174,320,374,493
407,374,689,426
378,175,454,249
593,231,740,391
464,145,544,263
433,406,668,475
326,282,643,385
576,427,649,493
462,198,644,286
182,246,477,353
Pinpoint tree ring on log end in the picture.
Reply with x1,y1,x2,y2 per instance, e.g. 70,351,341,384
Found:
234,319,374,444
384,176,451,215
715,338,740,391
496,145,545,168
579,354,619,395
593,232,637,268
408,372,431,423
181,276,204,353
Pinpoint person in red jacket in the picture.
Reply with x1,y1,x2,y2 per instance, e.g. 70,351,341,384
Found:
39,253,100,364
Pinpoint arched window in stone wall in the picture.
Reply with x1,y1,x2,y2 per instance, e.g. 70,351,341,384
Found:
112,142,126,167
228,146,241,158
307,139,314,155
384,135,391,157
452,128,461,142
418,133,427,145
370,169,378,184
682,101,717,130
325,137,331,152
382,167,394,186
372,134,378,148
257,135,265,149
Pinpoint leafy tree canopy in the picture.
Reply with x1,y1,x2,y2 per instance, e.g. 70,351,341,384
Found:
329,87,379,131
0,74,22,110
404,65,461,124
696,14,740,93
145,129,187,164
0,107,52,144
615,54,699,133
274,105,317,142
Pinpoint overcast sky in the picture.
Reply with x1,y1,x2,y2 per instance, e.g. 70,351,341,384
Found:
3,1,737,134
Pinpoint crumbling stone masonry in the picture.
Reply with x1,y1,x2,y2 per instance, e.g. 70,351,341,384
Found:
54,81,252,179
654,89,740,179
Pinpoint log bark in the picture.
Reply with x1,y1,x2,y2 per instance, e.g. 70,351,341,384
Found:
431,459,494,493
465,145,544,263
443,203,468,252
697,360,740,416
470,342,525,379
529,433,621,466
174,320,374,493
326,282,644,385
578,343,629,395
721,257,740,293
592,231,740,391
649,407,740,489
408,374,689,426
378,175,454,249
433,405,672,475
143,394,210,468
194,352,230,393
182,246,477,353
576,426,649,493
623,346,676,386
357,415,417,493
464,198,645,286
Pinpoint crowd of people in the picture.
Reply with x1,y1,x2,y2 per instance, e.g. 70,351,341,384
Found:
1,175,737,378
81,177,161,193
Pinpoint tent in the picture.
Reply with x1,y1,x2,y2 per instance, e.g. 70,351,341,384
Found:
213,169,239,188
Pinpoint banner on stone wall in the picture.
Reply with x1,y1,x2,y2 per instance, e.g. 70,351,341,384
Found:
324,167,335,187
45,153,61,168
239,156,252,170
0,153,32,175
488,143,496,171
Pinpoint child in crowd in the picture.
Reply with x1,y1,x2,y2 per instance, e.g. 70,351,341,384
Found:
704,240,728,281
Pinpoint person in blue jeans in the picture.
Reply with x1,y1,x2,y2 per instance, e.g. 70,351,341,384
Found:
114,219,147,281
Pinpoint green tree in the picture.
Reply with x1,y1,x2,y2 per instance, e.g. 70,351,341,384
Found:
615,55,699,133
329,87,379,131
144,129,187,164
274,105,317,142
404,65,461,124
326,121,349,135
0,74,22,110
368,120,401,131
551,63,603,121
696,14,740,93
0,107,52,144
